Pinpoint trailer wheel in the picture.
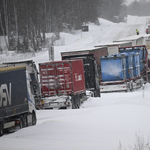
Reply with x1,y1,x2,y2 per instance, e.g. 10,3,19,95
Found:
71,98,76,109
19,117,23,129
75,96,80,109
32,112,37,126
0,122,4,137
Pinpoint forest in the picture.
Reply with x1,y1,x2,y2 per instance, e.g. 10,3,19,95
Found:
0,0,125,52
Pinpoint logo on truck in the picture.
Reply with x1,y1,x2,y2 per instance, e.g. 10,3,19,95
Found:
0,83,11,107
74,73,82,81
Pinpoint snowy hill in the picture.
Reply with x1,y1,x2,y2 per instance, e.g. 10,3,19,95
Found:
1,15,150,150
32,15,149,64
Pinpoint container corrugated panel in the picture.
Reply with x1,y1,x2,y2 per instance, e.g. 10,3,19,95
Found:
120,47,145,72
39,59,85,97
127,52,140,77
133,52,140,77
121,52,134,79
100,54,126,81
120,51,140,78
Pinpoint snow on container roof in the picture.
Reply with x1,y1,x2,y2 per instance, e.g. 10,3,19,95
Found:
140,34,150,38
2,60,34,64
61,46,107,55
114,35,143,42
39,59,82,65
95,41,132,47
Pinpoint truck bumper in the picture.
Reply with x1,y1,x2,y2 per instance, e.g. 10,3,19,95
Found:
100,83,127,92
100,78,143,93
39,96,71,109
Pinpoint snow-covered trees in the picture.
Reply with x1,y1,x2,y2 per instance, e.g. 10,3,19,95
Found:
0,0,126,52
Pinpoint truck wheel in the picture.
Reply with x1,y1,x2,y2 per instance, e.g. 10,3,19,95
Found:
76,97,81,109
32,112,37,126
126,83,130,92
19,117,23,129
71,99,76,109
126,87,130,92
94,89,100,97
0,122,4,137
130,82,133,92
23,115,28,127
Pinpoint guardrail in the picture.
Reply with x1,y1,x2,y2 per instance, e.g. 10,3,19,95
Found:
0,52,35,63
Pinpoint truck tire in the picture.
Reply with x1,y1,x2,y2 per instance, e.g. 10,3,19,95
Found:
126,87,130,92
71,98,76,109
76,96,81,109
23,115,28,127
130,82,133,92
32,112,36,126
0,122,4,137
72,96,80,109
126,83,130,92
19,117,23,129
94,89,100,97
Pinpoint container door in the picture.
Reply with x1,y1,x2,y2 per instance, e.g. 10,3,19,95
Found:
135,53,140,77
122,57,126,80
56,63,72,95
128,54,134,79
40,64,56,96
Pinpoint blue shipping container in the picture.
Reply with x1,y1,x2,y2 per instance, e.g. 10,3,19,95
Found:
100,54,126,81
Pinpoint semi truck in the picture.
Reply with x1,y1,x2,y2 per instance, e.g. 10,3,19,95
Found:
38,59,87,109
0,66,37,136
61,47,108,97
100,45,150,92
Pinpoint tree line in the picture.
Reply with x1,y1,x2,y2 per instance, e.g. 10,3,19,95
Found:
0,0,126,53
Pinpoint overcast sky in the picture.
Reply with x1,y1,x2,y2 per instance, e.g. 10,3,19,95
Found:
126,0,150,5
126,0,138,5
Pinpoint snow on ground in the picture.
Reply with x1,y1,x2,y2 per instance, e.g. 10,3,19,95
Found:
1,15,150,150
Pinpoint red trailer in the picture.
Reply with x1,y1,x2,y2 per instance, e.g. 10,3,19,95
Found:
39,59,87,109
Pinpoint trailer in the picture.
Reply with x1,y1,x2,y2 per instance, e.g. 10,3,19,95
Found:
114,35,144,46
61,47,108,97
95,41,132,55
1,60,41,109
100,45,149,92
39,59,87,109
0,66,37,136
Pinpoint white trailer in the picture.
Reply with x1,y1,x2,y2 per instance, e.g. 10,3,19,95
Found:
114,35,144,46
